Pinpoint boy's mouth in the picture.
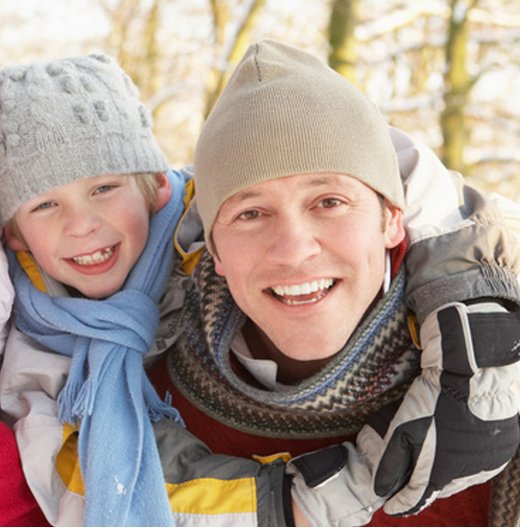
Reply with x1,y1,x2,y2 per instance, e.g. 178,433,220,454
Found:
70,245,116,266
269,278,337,305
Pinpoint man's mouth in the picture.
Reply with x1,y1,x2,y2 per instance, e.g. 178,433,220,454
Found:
270,278,337,305
70,245,116,266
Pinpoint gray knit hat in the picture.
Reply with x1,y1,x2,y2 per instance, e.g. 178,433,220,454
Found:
0,53,168,225
194,39,404,239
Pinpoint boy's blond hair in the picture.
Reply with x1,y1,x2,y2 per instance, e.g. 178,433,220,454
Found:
134,172,162,210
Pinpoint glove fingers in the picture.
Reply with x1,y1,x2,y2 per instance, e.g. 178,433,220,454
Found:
384,406,519,516
382,419,437,516
374,416,432,498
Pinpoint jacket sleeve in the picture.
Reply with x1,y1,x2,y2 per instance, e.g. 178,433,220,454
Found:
0,325,85,526
370,129,520,518
391,127,520,324
154,418,292,527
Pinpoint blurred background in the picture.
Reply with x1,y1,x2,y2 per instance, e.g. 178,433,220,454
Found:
1,0,519,200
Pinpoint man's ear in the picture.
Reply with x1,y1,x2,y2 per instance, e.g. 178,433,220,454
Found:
213,255,226,277
210,242,226,277
153,172,173,212
208,234,227,277
4,221,28,251
383,204,405,249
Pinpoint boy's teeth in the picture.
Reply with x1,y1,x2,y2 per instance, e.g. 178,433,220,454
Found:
272,278,334,297
72,246,114,266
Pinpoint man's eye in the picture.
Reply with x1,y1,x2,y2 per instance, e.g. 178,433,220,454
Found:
237,210,261,221
319,198,343,209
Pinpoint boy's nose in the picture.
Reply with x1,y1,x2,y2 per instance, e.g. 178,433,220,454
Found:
265,217,320,268
63,207,101,238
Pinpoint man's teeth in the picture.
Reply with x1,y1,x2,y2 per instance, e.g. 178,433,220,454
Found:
272,278,334,297
72,246,114,266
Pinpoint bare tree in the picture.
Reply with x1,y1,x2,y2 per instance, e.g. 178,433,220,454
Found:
324,0,519,197
203,0,266,118
98,0,163,106
440,0,478,175
328,0,360,84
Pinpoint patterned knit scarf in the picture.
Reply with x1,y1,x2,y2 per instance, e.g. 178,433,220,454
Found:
8,169,187,527
169,250,421,438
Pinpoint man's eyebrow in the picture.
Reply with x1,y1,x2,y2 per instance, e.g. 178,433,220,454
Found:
307,174,352,186
307,176,335,186
223,189,263,206
223,173,354,207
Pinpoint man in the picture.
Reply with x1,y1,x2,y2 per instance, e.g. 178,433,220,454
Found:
148,40,520,525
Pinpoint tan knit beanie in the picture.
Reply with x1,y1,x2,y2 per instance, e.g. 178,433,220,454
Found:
194,39,404,241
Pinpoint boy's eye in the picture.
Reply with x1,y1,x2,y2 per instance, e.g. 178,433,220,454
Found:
94,184,117,194
32,201,56,212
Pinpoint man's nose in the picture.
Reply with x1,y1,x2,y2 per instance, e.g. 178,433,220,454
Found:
265,216,320,267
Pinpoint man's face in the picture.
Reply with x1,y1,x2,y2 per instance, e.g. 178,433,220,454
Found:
7,174,161,299
212,172,404,361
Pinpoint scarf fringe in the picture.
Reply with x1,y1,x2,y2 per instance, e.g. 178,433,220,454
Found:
58,344,88,423
145,379,184,425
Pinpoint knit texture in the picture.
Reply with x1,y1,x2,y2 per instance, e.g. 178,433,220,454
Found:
168,250,419,438
0,54,168,225
489,444,520,526
194,39,405,241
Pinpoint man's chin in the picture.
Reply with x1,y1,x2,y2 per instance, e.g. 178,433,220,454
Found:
273,330,351,362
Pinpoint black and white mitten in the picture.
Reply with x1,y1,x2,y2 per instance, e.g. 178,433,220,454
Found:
366,301,520,516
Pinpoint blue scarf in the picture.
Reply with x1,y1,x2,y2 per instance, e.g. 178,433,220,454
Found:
8,169,187,527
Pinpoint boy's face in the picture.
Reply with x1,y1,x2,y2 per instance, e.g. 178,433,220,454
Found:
7,173,170,299
212,172,405,362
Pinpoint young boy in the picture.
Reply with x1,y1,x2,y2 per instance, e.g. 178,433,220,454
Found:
0,48,518,527
0,53,193,527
